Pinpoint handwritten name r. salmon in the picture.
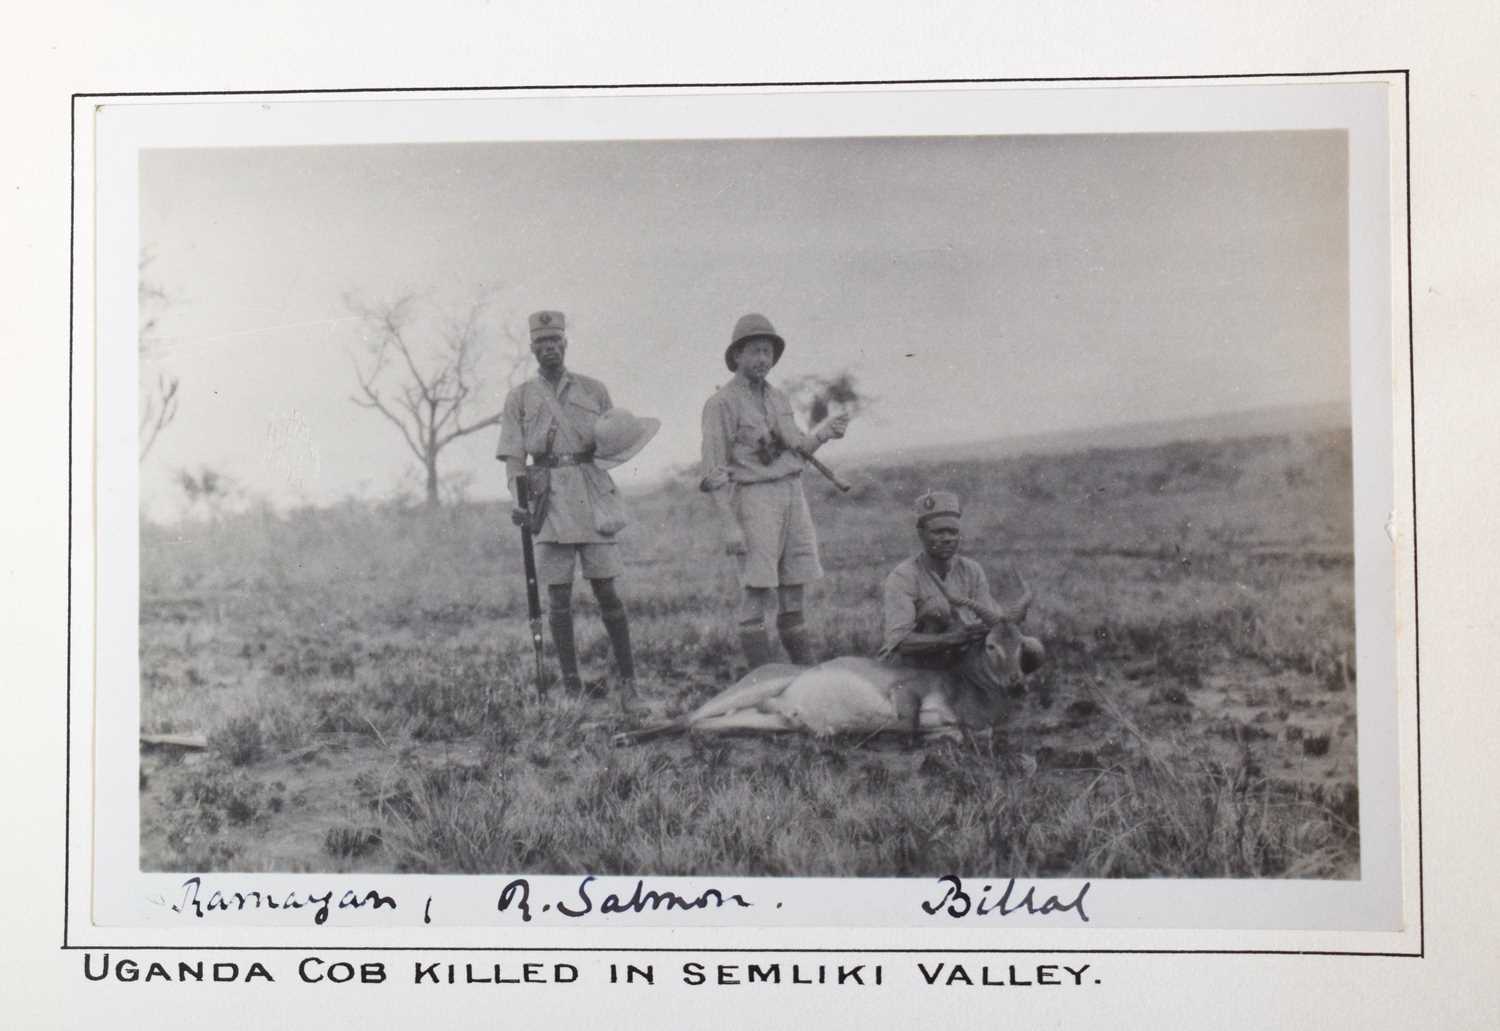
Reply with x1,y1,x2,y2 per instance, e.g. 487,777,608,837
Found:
496,876,754,922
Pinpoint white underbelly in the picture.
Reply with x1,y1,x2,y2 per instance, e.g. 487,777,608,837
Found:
768,668,897,735
766,661,959,736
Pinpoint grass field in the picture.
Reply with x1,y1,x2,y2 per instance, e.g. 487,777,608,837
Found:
138,425,1359,878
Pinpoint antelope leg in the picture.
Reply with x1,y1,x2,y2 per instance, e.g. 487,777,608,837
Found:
688,710,800,735
890,682,924,749
917,695,963,741
685,664,802,723
611,719,690,747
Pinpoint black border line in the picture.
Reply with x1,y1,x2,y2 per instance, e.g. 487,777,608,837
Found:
57,946,1417,956
64,70,1422,958
72,69,1410,99
1405,71,1424,962
64,96,75,949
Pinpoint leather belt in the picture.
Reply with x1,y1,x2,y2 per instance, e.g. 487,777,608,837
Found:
530,451,595,468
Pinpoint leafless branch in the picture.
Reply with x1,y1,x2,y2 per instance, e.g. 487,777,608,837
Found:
345,289,515,506
349,351,426,464
139,373,180,462
436,410,505,450
138,248,181,462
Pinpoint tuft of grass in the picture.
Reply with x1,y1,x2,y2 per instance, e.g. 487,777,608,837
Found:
323,826,384,860
1302,734,1332,757
210,714,265,766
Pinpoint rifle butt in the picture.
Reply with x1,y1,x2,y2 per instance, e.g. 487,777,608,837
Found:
803,452,852,492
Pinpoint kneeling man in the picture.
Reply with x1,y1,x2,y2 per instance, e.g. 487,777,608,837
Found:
879,490,1043,672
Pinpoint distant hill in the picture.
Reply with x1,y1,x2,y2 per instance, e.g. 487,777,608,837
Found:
838,401,1351,471
625,401,1351,496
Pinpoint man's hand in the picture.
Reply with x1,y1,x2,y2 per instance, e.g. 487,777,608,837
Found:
945,591,1009,625
700,467,731,492
723,525,748,556
818,414,850,442
511,506,530,528
937,623,987,648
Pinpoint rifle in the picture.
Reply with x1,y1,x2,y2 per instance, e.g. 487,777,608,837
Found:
767,421,853,493
799,450,852,493
514,472,547,695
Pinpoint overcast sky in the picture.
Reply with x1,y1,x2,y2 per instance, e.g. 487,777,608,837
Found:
138,131,1348,517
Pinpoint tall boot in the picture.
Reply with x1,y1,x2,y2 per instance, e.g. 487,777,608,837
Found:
592,578,645,716
600,608,646,716
776,610,815,666
547,585,583,694
738,616,773,671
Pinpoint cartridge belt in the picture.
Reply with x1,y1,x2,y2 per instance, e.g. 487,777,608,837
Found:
530,450,596,468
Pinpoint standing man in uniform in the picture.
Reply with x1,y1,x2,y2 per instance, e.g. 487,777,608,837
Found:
700,312,850,670
498,310,645,715
879,490,1043,673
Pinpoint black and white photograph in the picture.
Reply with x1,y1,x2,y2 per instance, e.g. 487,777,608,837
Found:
15,1,1500,1025
79,80,1410,935
133,129,1362,875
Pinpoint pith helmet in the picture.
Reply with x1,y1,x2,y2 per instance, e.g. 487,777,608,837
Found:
529,310,566,342
725,312,786,372
593,408,662,469
915,490,963,527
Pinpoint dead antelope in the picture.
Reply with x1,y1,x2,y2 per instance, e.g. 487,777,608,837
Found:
612,620,1044,748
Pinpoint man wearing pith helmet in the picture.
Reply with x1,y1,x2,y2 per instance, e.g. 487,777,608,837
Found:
497,310,660,715
879,490,1045,673
700,313,850,670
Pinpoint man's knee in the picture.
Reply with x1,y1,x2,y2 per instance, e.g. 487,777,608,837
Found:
589,577,625,615
777,584,804,614
547,583,573,614
739,586,773,620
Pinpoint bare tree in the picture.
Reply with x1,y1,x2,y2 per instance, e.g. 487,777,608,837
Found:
347,291,529,508
175,466,237,522
139,251,180,462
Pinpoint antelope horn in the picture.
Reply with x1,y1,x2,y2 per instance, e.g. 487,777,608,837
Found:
1012,579,1033,622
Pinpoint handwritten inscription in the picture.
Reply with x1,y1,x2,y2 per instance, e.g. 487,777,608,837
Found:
920,876,1091,922
154,875,1090,926
499,876,754,921
164,876,398,924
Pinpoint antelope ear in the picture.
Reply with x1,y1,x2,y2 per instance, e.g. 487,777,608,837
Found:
1019,636,1045,674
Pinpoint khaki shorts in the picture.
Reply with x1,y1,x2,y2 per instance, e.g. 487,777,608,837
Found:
734,476,824,588
536,541,623,585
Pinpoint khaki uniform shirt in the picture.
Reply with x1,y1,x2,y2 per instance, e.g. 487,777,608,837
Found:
879,553,999,662
497,371,616,544
699,377,820,489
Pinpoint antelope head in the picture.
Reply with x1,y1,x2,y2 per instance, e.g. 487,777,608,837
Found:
975,618,1046,697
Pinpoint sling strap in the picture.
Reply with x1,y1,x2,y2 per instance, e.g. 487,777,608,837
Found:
917,558,971,618
532,379,593,450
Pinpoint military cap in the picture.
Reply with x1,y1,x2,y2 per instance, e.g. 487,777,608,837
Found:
529,310,566,342
725,312,786,372
915,490,963,527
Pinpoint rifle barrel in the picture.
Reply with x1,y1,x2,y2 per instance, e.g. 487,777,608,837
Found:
515,473,547,692
801,451,852,492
